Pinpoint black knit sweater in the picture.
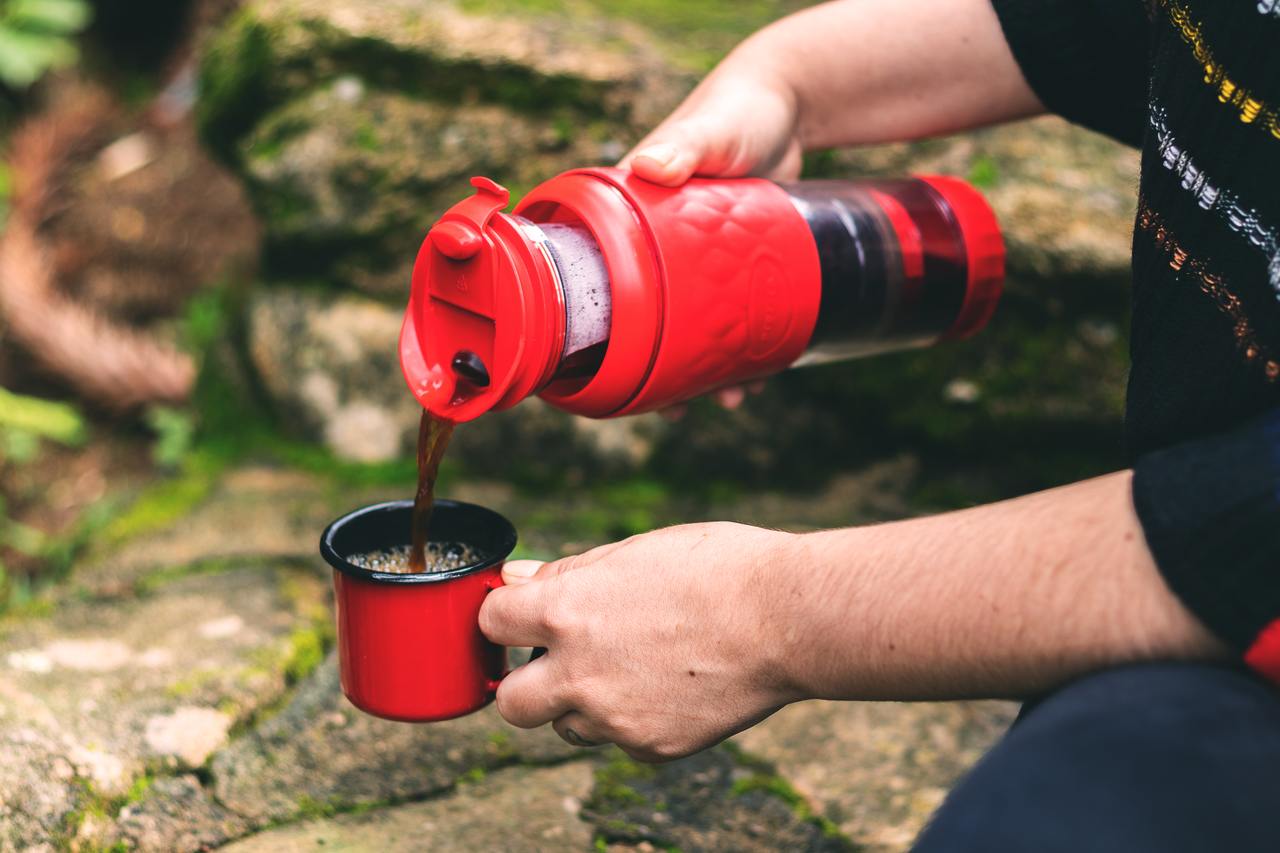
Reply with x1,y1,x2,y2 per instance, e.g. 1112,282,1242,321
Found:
990,0,1280,678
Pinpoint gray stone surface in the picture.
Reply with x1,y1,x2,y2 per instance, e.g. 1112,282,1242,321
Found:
826,116,1139,282
248,287,420,462
74,467,339,597
0,560,329,847
210,654,577,827
583,746,855,852
109,774,249,852
736,699,1017,851
248,285,666,465
220,761,596,852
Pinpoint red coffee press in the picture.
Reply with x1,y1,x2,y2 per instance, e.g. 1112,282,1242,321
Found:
401,168,1004,424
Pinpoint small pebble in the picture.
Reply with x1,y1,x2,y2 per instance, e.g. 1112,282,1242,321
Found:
347,543,479,574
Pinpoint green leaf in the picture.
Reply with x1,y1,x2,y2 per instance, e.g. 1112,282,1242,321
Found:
0,29,57,87
2,517,45,556
0,26,75,87
6,0,91,34
0,387,87,445
145,405,195,469
1,427,39,463
968,155,1001,189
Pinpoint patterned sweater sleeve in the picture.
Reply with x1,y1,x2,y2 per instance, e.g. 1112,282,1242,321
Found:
1132,408,1280,680
988,0,1150,147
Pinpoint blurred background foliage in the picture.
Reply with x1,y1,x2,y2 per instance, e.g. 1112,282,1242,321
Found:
0,0,91,89
0,0,1138,615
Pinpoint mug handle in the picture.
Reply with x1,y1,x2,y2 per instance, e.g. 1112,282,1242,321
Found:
485,648,547,693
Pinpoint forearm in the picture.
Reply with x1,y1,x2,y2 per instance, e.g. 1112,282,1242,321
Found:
769,471,1228,702
734,0,1044,149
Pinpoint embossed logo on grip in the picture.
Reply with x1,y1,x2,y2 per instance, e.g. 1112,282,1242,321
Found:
747,254,792,359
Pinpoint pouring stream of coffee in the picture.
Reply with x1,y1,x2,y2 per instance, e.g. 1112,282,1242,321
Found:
410,411,456,573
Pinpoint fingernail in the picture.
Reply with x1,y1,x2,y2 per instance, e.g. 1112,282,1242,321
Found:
635,143,679,168
563,727,601,748
503,560,544,581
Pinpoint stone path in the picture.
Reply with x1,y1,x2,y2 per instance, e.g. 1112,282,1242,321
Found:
0,466,1015,851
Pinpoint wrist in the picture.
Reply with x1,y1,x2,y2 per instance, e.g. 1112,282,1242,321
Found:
718,33,803,140
745,529,823,704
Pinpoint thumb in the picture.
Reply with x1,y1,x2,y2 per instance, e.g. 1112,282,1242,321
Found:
500,538,630,586
622,122,709,187
501,559,546,587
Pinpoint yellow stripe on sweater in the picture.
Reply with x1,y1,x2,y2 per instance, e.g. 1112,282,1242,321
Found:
1156,0,1280,141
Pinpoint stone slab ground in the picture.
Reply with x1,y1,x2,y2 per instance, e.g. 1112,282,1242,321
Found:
0,466,1014,851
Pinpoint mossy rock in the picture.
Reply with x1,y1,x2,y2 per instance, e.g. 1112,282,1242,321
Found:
648,268,1132,499
808,116,1140,282
196,0,685,161
199,0,688,294
240,83,627,297
582,747,857,851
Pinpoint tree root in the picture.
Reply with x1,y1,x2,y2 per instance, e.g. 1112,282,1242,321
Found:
0,90,195,412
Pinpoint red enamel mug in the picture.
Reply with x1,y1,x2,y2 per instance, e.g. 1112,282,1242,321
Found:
320,499,518,722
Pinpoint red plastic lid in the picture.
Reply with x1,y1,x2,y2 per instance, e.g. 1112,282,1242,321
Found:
917,175,1005,340
399,177,564,422
514,170,665,418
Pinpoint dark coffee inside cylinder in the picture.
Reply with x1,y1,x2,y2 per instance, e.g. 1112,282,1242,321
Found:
784,179,970,363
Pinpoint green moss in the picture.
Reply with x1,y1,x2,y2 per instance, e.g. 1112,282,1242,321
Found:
134,556,255,596
262,793,395,829
516,475,678,545
730,773,845,841
197,11,276,162
486,730,517,760
123,773,153,805
282,626,328,684
294,794,340,820
58,772,155,848
590,753,661,811
967,155,1001,189
100,451,224,549
352,122,381,152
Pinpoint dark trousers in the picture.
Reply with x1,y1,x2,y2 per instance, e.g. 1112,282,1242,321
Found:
914,663,1280,852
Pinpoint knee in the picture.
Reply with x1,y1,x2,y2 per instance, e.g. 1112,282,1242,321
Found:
1017,662,1279,744
915,664,1280,852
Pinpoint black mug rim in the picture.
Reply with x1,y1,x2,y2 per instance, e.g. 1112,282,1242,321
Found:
320,499,518,585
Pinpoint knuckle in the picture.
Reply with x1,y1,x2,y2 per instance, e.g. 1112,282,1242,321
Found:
539,595,583,639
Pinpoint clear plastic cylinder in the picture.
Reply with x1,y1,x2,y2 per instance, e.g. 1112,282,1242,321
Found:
783,179,971,365
517,178,976,391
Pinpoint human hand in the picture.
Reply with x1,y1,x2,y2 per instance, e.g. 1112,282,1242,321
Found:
478,522,799,762
620,59,802,187
620,54,794,416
